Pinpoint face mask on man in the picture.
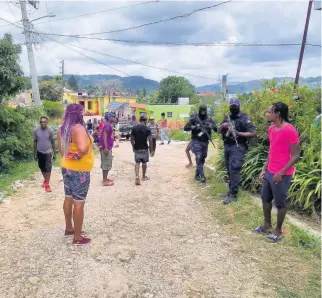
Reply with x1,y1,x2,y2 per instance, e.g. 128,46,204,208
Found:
230,105,240,117
198,105,208,119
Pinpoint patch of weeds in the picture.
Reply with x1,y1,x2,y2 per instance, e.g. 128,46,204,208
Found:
277,290,301,298
0,156,62,197
204,171,321,298
289,224,321,258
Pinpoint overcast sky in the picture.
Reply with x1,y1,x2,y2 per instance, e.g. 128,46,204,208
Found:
0,0,321,86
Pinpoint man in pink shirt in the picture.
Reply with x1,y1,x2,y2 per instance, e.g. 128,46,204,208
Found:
254,102,300,243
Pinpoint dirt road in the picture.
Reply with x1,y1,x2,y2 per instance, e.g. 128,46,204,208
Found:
0,142,273,298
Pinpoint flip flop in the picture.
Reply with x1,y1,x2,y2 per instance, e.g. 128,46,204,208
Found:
102,180,114,186
253,226,271,234
142,176,150,181
135,178,141,185
266,233,283,243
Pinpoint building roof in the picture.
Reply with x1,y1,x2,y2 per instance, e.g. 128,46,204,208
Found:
106,102,127,111
129,103,147,109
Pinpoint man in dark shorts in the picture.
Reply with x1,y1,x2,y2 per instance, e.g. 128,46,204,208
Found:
33,116,56,192
254,102,300,243
147,116,159,153
131,113,154,185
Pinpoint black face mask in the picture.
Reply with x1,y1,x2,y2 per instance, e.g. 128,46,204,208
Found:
198,105,207,120
230,106,240,117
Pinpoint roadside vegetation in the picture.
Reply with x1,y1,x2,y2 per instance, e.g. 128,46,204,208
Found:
203,164,321,298
214,81,321,216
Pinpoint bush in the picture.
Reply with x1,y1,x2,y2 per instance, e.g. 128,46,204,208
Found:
215,81,321,215
0,104,35,172
168,129,191,141
42,100,63,119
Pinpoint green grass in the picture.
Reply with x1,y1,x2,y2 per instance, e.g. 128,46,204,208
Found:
204,168,321,298
0,156,61,197
168,129,191,141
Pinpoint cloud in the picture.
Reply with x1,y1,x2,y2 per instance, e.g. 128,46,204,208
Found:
0,0,320,87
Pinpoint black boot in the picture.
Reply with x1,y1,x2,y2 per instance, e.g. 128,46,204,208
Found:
200,175,206,183
223,193,237,205
195,175,201,181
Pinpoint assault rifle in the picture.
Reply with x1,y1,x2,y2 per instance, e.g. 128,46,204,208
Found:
194,115,216,149
225,115,239,147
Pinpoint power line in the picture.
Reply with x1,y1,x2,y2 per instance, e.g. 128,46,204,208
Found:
30,30,322,48
43,35,216,80
41,35,132,76
53,0,231,36
34,1,159,25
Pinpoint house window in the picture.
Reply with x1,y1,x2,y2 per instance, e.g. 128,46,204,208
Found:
78,92,82,96
88,101,93,110
167,112,172,118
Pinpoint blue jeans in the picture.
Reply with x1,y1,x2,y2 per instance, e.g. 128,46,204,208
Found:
160,127,170,143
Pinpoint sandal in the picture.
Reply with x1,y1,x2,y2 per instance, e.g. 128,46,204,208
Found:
253,226,271,234
266,233,283,243
103,180,114,186
142,176,150,181
135,178,141,185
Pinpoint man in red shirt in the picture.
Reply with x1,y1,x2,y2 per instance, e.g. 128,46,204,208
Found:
254,102,300,243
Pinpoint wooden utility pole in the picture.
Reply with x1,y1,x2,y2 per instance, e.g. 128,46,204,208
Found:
294,0,313,87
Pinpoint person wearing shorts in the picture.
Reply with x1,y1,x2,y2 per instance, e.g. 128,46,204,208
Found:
147,116,159,153
58,104,94,246
99,112,115,186
131,113,154,185
185,139,194,168
254,102,300,243
33,116,56,192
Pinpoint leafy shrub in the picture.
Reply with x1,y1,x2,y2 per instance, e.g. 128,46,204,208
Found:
215,81,321,215
42,100,63,119
0,104,35,172
168,129,191,141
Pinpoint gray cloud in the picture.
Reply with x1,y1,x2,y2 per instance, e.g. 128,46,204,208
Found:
0,1,320,87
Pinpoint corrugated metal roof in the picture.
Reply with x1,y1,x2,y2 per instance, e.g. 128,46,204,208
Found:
106,102,127,111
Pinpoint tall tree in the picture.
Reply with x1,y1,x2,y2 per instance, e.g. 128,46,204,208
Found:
68,75,78,90
156,76,197,104
0,34,27,103
39,80,63,102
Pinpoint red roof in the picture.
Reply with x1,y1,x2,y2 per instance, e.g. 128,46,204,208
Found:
129,103,147,109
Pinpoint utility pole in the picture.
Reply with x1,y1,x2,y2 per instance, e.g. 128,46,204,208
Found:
60,60,65,76
20,0,41,106
294,0,313,87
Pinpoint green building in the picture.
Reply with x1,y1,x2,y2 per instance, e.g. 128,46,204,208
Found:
147,104,193,122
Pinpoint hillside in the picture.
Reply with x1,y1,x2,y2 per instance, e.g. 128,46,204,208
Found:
62,74,160,92
37,74,320,94
196,76,321,93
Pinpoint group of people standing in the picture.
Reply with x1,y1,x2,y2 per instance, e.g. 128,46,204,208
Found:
32,96,300,245
184,97,300,243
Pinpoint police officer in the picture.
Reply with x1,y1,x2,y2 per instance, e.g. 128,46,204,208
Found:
218,97,256,205
184,104,217,183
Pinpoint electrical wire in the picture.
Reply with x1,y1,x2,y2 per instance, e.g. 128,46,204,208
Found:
34,1,159,25
30,30,322,48
42,35,217,80
41,35,132,76
60,0,231,36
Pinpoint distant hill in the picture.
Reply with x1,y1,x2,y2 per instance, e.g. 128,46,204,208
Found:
196,76,321,93
61,74,160,92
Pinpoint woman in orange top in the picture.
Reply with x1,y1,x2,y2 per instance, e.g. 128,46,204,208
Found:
57,104,94,246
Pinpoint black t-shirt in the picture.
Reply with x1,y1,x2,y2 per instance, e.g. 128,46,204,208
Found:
87,122,93,130
131,124,151,150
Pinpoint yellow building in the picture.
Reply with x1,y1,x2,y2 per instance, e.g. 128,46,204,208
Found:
63,89,136,116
